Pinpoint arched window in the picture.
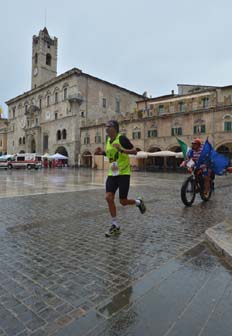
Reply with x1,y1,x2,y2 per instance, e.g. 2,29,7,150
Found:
95,133,101,143
84,132,90,144
223,114,232,131
63,87,68,100
19,138,22,145
23,137,25,145
62,129,67,140
57,130,61,141
132,127,141,139
55,92,58,104
46,53,52,66
35,53,38,64
193,118,206,134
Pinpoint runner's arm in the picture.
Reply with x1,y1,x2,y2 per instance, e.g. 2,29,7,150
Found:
117,135,137,155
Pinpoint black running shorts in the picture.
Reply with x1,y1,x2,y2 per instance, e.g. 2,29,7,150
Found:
106,175,130,199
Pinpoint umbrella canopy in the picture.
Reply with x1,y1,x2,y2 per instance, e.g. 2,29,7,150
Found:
175,152,184,158
129,151,148,159
148,150,177,157
136,151,148,159
42,153,50,158
49,153,68,160
130,151,183,158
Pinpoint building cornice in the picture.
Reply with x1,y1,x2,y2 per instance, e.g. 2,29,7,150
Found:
137,88,218,106
6,68,143,106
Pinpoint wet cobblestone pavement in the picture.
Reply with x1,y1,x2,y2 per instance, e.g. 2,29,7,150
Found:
0,169,231,335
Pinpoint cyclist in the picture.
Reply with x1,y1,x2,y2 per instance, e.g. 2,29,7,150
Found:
186,138,211,197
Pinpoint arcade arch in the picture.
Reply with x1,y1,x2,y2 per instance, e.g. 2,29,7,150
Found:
55,146,68,157
82,151,92,168
168,145,181,153
167,144,183,168
146,146,162,170
216,140,232,159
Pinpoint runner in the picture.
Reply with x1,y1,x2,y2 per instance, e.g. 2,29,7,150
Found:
97,120,146,237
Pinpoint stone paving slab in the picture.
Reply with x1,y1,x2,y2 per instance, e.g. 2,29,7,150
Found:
58,243,232,336
206,218,232,265
0,170,231,335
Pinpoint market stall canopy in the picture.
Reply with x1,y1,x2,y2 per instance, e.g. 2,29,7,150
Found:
148,150,177,157
129,151,148,159
136,151,149,158
175,152,184,158
42,153,50,158
130,151,183,159
49,153,68,159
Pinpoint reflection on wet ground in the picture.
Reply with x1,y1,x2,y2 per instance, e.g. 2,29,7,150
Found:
0,168,195,198
0,168,106,197
58,243,232,336
0,169,231,335
0,168,231,198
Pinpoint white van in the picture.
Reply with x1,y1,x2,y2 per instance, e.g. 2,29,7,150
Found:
8,153,42,170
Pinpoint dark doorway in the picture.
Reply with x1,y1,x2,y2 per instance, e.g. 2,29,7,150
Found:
31,139,36,153
55,146,69,157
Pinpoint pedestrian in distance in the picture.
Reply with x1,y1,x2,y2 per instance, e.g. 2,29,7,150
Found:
96,120,146,237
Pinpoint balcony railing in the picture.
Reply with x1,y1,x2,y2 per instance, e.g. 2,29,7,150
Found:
68,94,84,104
25,105,40,115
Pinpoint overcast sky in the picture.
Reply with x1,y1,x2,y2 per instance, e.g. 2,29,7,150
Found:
1,0,232,116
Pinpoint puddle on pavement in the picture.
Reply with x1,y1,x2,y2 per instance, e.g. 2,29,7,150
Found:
98,286,133,318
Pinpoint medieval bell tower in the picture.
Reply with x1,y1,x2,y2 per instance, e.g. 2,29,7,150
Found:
31,27,58,89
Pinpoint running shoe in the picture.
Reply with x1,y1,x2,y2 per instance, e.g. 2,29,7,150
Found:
136,197,146,214
105,225,121,237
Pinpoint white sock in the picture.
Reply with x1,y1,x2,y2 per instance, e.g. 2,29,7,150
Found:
112,218,119,228
135,199,141,206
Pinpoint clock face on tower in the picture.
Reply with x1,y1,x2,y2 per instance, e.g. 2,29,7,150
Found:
33,67,38,76
45,111,51,120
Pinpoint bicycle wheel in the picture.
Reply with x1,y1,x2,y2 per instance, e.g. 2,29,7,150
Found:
181,176,196,206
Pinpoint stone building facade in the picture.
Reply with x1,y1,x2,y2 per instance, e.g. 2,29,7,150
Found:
5,28,142,165
0,118,8,155
80,84,232,169
6,28,232,169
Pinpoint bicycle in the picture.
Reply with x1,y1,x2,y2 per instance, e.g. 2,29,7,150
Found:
181,166,214,206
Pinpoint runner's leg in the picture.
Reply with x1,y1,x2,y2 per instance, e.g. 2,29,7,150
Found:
119,175,146,213
118,175,135,206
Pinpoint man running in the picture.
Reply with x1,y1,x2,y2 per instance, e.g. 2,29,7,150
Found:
97,120,146,237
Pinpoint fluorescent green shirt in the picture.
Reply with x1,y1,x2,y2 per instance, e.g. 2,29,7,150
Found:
106,133,131,176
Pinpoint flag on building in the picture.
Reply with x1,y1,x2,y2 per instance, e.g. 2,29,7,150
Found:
196,139,230,175
176,138,189,159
